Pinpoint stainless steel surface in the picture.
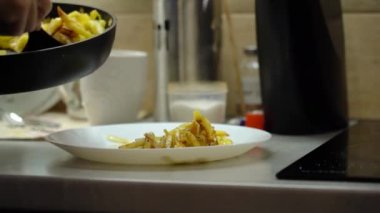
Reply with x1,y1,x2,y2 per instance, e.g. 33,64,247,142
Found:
1,111,59,128
158,0,222,81
176,0,222,81
153,0,222,121
153,0,170,121
1,131,380,212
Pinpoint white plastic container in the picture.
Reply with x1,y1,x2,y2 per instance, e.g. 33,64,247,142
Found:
80,50,148,125
168,81,228,123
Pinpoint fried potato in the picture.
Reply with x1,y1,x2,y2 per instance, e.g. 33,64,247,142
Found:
42,6,107,44
110,110,233,149
0,33,29,53
0,6,107,55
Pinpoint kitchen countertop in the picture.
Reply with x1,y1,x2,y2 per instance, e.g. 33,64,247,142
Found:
0,126,380,212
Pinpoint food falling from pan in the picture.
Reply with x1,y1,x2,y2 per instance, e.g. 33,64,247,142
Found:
0,6,109,55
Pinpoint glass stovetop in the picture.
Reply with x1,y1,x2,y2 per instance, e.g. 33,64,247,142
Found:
276,119,380,183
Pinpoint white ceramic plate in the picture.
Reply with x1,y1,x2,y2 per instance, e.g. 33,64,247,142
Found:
46,123,272,165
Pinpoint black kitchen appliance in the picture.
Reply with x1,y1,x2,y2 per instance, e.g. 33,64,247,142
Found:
277,120,380,183
255,0,348,134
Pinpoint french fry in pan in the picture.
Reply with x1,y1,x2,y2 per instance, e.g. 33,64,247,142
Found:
0,33,29,53
1,6,107,54
42,6,107,44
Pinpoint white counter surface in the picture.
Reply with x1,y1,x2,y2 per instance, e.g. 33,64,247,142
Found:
1,130,379,212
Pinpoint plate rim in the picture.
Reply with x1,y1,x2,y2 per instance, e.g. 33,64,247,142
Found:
46,122,272,165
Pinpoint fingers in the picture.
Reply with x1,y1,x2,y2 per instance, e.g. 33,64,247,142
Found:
0,0,52,35
0,0,29,35
25,1,38,32
38,0,52,20
28,0,52,32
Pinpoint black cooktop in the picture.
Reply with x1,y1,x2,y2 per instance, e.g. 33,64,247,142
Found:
276,120,380,183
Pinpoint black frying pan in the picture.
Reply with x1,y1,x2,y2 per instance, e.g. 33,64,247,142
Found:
0,3,117,94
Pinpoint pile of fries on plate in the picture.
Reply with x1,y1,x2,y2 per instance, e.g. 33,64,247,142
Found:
108,110,233,149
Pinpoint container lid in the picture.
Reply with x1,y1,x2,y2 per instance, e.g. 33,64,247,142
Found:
168,81,228,94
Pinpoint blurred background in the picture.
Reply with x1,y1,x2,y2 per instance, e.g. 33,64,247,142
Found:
53,0,380,120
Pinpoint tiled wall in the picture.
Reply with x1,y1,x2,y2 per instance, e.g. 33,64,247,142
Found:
55,0,380,120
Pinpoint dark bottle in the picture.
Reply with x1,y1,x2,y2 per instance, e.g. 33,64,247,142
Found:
255,0,348,134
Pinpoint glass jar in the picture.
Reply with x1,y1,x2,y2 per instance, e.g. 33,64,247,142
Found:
239,45,262,113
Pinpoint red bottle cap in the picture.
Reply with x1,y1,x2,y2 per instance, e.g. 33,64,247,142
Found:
245,110,265,129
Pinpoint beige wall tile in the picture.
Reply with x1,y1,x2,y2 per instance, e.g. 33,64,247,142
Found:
53,0,380,120
112,14,156,115
226,0,380,14
342,0,380,13
222,13,380,120
344,14,380,119
53,0,152,14
226,0,255,13
220,14,257,116
112,15,153,50
53,0,379,16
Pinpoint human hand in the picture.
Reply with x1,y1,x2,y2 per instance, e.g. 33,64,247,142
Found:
0,0,52,35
